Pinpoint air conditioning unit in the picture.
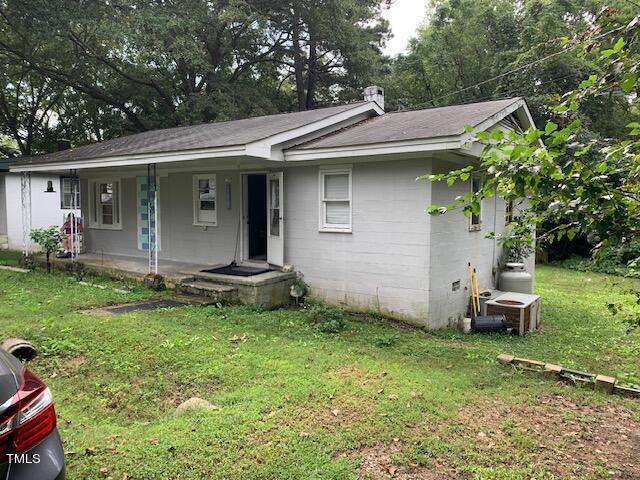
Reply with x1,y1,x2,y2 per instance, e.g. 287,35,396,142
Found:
485,292,541,336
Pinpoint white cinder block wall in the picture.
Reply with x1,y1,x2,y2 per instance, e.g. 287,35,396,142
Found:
427,159,507,327
5,173,78,251
284,158,432,323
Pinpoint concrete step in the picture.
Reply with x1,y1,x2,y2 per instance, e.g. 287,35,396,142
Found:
177,280,238,304
0,235,8,250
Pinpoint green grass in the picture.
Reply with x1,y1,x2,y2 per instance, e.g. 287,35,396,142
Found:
0,250,21,266
0,252,638,479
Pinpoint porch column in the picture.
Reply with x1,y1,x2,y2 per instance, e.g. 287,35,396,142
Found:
147,163,158,274
20,172,32,256
69,169,81,261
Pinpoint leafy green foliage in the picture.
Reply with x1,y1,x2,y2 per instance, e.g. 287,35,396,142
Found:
425,10,640,327
554,239,640,279
426,10,639,253
306,303,347,333
30,226,63,254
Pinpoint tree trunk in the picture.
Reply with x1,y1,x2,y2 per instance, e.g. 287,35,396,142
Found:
291,10,307,111
46,251,51,273
305,34,317,110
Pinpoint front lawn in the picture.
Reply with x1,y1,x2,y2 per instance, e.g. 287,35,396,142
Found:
0,258,639,479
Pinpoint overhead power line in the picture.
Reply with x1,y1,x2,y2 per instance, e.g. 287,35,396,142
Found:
411,25,623,108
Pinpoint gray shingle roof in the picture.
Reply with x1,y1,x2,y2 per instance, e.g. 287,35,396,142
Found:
15,102,367,166
291,98,522,150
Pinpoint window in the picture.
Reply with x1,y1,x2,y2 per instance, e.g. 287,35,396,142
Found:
60,177,81,209
193,174,217,226
505,200,514,225
319,167,352,232
269,176,280,237
470,175,482,230
89,179,121,229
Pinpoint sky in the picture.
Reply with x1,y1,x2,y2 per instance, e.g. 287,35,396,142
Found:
381,0,430,56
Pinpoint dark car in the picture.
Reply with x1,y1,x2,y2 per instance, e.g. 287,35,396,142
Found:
0,349,64,480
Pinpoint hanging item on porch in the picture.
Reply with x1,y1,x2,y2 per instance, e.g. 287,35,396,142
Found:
136,176,161,252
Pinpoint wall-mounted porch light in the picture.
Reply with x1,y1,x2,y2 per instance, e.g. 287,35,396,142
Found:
45,180,55,193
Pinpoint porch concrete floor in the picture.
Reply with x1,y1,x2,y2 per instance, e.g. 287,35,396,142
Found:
51,254,295,305
52,252,223,285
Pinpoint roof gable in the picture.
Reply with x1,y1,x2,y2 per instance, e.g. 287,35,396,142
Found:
291,98,523,150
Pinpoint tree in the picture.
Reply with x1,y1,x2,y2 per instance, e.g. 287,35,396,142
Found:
0,56,68,156
426,8,640,323
0,0,390,156
30,227,64,273
384,0,632,134
272,0,389,110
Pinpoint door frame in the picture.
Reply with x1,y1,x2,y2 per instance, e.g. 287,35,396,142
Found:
240,171,268,266
266,171,284,267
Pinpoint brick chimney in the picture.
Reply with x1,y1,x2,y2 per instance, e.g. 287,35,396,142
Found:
56,139,71,151
363,85,384,110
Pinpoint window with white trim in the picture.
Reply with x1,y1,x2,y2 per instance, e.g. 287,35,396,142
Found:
89,179,121,229
470,175,482,230
60,177,80,209
319,167,352,232
193,174,217,226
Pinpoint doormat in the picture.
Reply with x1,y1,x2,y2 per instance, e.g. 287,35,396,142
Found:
201,264,272,277
100,299,188,315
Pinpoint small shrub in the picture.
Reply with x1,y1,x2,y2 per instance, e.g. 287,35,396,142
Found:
30,227,64,273
306,303,347,333
19,254,37,270
374,333,400,348
554,239,640,278
144,273,166,291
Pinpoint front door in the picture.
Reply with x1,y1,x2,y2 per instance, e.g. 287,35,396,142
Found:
247,174,267,261
267,172,284,267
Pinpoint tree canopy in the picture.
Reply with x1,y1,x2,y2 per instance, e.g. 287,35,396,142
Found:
426,7,639,269
0,0,389,156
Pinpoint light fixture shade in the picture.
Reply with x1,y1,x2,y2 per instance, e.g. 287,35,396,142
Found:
45,180,55,193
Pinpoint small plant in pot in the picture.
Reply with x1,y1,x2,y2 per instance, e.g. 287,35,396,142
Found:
504,240,535,264
499,236,535,293
290,272,307,305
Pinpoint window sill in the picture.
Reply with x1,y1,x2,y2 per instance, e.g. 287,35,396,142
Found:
319,227,352,234
193,222,217,228
88,225,122,231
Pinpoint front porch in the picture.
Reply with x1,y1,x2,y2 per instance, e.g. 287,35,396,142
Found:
51,252,296,309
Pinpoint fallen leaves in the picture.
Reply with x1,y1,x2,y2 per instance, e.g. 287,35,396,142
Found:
228,334,248,343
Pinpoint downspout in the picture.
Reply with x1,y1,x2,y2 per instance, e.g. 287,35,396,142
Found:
491,190,498,287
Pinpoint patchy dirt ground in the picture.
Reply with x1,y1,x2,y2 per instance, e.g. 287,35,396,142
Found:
352,394,640,479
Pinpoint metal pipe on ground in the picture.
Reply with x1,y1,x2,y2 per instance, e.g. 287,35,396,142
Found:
1,338,37,361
